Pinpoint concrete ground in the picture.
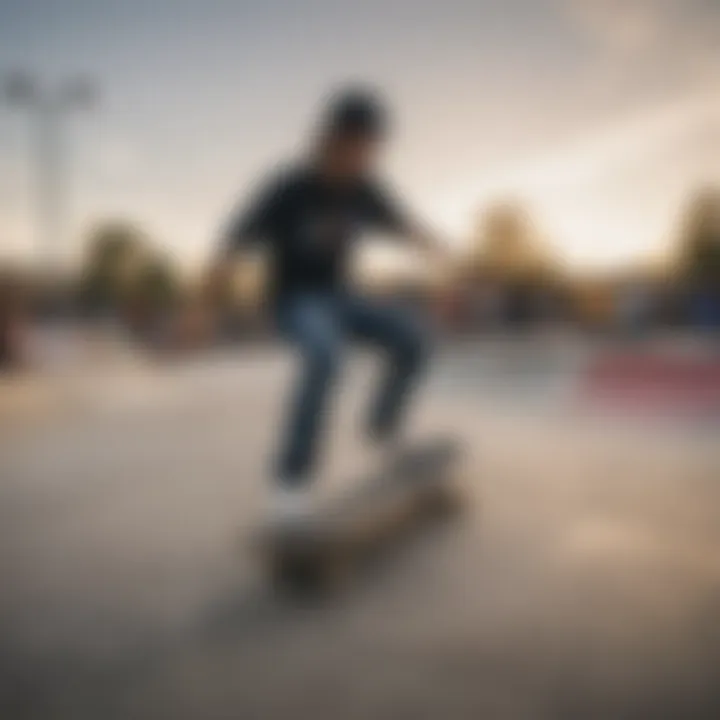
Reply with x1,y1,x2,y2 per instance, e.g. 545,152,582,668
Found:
1,339,719,719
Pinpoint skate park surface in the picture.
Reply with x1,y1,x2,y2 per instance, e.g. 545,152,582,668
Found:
1,336,718,719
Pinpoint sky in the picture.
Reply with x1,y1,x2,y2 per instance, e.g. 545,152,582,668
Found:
0,0,718,272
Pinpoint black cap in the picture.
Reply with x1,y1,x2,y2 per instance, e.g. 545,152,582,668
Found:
323,87,389,140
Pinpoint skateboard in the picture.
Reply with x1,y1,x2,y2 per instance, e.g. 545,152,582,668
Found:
254,437,465,594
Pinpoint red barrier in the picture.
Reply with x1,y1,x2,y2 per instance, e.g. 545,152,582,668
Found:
582,351,720,414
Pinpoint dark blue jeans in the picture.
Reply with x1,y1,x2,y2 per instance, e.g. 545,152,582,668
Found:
275,292,430,487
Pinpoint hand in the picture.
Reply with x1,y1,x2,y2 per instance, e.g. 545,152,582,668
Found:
203,258,235,308
430,283,462,329
408,225,452,269
413,234,461,328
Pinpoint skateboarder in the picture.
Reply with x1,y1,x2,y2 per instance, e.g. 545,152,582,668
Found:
213,87,448,524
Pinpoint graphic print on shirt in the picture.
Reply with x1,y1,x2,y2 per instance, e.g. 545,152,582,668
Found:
300,209,360,253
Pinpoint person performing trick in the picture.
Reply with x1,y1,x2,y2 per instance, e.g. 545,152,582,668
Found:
213,87,450,527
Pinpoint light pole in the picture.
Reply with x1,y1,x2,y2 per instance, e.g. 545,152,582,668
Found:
4,72,97,275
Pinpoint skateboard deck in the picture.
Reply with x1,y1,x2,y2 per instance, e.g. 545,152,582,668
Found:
255,437,465,593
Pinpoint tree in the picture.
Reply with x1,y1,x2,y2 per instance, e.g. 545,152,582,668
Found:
469,200,554,282
122,253,183,340
0,271,27,370
78,221,146,316
677,187,720,290
128,256,179,315
463,200,561,327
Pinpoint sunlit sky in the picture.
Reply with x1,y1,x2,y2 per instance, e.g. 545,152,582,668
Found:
0,0,718,271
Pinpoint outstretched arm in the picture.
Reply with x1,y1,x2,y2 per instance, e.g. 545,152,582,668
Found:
363,181,461,325
364,180,452,264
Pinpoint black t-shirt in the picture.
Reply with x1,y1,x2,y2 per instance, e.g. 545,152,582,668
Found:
223,165,409,299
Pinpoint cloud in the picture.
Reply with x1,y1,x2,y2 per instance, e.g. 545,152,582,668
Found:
561,0,720,70
433,86,719,217
429,84,719,267
563,0,672,55
510,89,720,267
499,90,720,193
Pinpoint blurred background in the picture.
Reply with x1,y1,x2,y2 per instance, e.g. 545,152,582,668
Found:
0,1,719,719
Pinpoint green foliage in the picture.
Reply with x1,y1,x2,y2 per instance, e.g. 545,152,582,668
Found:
678,188,720,289
78,220,181,317
470,201,555,282
78,221,143,314
131,257,179,311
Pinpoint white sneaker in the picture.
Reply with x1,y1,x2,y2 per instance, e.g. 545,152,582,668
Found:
268,485,314,528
